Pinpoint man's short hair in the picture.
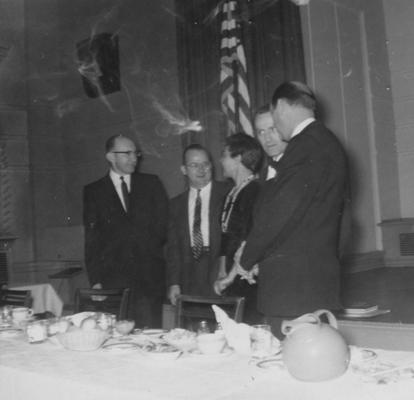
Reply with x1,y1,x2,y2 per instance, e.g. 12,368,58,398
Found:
254,104,271,119
271,81,316,111
225,133,263,174
105,134,123,153
182,143,212,165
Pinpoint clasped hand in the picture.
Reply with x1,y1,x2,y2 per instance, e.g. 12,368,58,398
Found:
213,241,259,295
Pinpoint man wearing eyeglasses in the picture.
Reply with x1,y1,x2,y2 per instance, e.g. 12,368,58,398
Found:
166,144,230,305
83,134,168,328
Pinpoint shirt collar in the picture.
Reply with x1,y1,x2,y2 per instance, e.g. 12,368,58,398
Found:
291,117,316,139
109,170,131,185
190,181,212,195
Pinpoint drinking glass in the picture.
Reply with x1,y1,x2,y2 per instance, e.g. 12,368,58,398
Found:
251,324,273,357
114,319,135,340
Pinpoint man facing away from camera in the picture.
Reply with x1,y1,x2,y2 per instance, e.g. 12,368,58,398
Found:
233,81,349,338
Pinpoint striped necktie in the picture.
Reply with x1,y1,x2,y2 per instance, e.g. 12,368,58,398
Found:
120,176,129,212
192,189,203,260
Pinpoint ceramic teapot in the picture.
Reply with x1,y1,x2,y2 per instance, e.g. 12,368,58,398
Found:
281,309,350,381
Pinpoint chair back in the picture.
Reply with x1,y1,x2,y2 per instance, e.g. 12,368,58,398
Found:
0,289,32,308
175,295,245,329
74,288,130,320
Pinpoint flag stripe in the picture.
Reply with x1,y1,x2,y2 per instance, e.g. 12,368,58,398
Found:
220,0,253,136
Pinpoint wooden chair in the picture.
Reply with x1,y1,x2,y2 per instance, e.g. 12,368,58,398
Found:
0,289,32,308
74,288,130,320
175,295,245,330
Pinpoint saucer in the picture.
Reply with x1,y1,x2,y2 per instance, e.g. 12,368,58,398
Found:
102,342,141,352
0,328,23,338
256,355,284,370
141,329,167,338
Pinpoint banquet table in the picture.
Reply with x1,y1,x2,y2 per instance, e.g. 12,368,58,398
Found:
1,333,414,400
10,283,63,316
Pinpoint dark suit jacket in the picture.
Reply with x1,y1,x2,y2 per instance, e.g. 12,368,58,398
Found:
240,121,348,316
166,181,230,296
83,172,168,297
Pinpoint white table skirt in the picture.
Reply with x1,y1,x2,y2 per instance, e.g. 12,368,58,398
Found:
10,283,63,316
1,335,414,400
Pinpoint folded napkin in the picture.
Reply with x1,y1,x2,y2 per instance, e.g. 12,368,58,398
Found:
212,305,252,355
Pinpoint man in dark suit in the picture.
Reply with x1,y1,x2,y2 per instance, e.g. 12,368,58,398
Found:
83,135,168,328
236,81,348,338
254,105,287,181
166,144,229,305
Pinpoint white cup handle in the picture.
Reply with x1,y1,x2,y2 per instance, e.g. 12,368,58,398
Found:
28,309,34,317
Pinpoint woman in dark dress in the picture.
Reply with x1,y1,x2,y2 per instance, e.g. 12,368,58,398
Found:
214,133,264,324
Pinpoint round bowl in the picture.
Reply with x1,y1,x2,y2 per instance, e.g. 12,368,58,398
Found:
114,320,135,336
57,328,108,351
197,332,226,355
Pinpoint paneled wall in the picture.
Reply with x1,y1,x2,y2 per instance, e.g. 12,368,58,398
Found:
383,0,414,218
1,0,183,284
0,0,34,265
301,0,399,260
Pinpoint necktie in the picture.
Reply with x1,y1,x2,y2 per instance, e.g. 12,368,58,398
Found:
192,189,203,260
120,176,129,212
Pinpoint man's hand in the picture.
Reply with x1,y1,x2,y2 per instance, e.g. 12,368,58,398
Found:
91,282,107,301
239,263,259,284
168,285,181,306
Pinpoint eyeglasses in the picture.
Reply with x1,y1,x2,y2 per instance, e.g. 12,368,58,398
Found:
112,151,142,158
186,162,212,170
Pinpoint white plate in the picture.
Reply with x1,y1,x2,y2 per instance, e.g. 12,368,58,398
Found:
0,328,22,338
350,347,377,363
256,356,284,370
102,342,140,352
142,329,167,337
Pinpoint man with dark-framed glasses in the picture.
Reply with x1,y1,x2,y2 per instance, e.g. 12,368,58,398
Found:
166,144,230,306
83,134,168,328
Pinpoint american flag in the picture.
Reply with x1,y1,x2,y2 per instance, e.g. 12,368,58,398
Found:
220,0,253,136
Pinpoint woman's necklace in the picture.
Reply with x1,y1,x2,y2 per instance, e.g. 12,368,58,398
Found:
221,174,256,233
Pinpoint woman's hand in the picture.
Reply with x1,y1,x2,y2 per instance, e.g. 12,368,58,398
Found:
213,266,238,295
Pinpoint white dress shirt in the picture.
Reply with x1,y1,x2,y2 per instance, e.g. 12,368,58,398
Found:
188,182,211,247
109,170,131,211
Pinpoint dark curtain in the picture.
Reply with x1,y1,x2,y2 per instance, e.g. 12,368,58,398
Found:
175,0,306,157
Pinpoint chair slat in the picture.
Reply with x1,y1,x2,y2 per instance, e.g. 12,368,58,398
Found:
175,295,245,329
74,288,130,320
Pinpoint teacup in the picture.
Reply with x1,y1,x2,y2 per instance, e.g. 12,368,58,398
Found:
12,307,34,322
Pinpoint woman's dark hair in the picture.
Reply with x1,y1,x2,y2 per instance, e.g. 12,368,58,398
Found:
225,132,263,174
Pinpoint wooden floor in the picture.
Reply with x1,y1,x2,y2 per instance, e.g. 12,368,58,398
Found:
341,267,414,324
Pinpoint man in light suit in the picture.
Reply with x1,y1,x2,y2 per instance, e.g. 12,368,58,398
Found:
83,135,168,328
166,144,229,305
236,81,348,338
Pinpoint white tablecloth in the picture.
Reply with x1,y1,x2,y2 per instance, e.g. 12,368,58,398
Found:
10,283,63,316
1,335,414,400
